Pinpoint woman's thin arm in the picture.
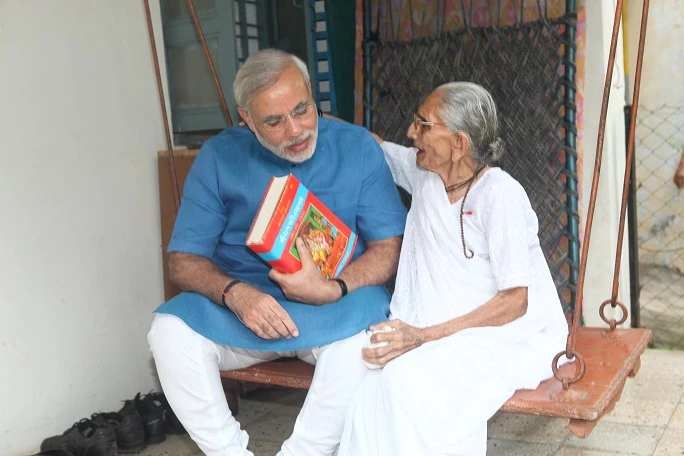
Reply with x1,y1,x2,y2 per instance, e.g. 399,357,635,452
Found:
378,141,419,194
364,287,528,367
422,287,528,343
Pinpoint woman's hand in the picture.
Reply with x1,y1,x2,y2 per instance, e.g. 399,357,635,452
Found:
362,319,426,367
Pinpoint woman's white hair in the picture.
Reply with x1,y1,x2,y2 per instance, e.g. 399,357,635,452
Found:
436,82,504,164
233,48,311,109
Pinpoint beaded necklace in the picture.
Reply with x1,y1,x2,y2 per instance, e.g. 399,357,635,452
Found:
448,164,486,259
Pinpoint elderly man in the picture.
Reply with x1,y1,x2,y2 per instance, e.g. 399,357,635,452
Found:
147,49,406,456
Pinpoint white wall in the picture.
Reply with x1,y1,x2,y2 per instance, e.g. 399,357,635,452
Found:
581,0,631,326
625,0,684,273
0,2,168,454
624,0,684,106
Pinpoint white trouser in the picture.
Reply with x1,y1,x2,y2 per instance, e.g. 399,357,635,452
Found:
147,313,369,456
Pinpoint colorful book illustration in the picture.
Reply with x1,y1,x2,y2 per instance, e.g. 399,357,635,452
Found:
246,174,358,279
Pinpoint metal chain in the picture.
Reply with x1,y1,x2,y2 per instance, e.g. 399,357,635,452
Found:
458,164,486,259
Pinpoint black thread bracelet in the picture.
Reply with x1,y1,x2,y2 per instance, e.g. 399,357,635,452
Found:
221,279,243,307
332,278,348,298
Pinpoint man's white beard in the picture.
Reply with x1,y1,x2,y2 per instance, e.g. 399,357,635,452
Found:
254,124,319,164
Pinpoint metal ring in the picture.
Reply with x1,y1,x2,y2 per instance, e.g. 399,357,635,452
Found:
552,350,586,390
599,299,628,329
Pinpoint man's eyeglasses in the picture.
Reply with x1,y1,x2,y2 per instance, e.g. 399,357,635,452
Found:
260,101,316,131
412,113,448,134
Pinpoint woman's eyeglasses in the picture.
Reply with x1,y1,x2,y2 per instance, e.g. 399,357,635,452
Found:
412,113,448,134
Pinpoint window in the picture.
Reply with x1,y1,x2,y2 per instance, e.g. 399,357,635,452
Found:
160,0,309,146
234,1,264,64
161,0,266,145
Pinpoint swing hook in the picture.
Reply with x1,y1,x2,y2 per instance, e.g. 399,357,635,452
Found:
599,299,629,330
552,350,586,390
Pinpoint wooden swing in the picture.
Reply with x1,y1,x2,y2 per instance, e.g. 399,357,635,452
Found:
147,0,652,438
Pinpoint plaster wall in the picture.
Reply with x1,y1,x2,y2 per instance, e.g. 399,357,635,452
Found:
625,0,684,274
0,1,168,454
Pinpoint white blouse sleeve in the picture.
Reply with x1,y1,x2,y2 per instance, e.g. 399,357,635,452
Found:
380,141,420,194
481,176,535,291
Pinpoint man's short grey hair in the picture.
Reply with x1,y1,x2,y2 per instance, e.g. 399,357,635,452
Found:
233,48,311,109
436,82,504,164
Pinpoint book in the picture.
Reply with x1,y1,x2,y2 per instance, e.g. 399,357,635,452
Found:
246,174,358,279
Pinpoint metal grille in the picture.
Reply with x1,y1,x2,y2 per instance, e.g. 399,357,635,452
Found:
636,105,684,348
366,17,579,312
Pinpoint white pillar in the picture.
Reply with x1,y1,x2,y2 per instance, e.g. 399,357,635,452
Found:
580,0,631,327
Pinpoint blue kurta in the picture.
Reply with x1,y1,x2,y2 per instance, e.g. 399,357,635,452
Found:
155,118,407,351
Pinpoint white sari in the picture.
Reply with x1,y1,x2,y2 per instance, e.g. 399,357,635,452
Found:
337,142,568,456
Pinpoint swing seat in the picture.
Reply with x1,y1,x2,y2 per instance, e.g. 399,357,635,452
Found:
218,327,650,438
501,326,651,436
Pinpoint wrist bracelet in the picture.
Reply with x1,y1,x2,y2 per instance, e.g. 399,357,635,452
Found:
332,278,348,298
221,279,243,307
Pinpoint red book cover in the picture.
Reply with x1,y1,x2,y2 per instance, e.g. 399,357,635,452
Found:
246,174,358,279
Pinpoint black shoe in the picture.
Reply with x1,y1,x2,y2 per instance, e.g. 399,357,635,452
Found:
92,398,145,453
40,418,117,456
134,393,166,444
146,392,186,435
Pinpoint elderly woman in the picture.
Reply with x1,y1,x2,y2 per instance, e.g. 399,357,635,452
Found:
337,82,568,456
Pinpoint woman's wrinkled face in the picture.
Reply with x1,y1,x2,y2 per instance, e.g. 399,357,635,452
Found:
407,92,456,174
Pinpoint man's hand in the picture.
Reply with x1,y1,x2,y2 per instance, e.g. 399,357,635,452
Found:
362,320,425,367
269,238,341,305
226,282,299,339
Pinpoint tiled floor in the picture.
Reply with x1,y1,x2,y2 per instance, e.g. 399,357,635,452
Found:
139,349,684,456
640,264,684,349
